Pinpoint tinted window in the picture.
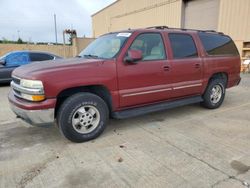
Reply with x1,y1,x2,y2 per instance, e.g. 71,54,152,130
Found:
169,33,198,59
198,33,239,56
5,52,30,66
30,53,54,61
129,33,166,60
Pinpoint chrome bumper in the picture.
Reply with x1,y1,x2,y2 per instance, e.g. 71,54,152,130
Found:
10,103,54,126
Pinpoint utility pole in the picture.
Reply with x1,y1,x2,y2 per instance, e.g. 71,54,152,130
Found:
54,14,58,44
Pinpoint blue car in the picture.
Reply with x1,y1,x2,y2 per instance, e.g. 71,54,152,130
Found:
0,51,62,83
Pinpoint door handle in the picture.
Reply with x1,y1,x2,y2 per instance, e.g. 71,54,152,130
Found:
195,64,201,68
163,66,170,71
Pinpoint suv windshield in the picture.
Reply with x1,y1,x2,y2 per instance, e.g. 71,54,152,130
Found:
79,33,130,59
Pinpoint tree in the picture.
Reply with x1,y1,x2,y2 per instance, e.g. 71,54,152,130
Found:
64,29,77,45
2,37,8,43
17,38,23,44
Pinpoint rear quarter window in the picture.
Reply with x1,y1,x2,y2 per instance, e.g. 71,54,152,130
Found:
30,53,54,61
198,33,239,56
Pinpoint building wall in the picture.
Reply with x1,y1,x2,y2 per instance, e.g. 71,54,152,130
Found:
218,0,250,58
92,0,250,59
218,0,250,42
92,0,183,37
0,44,73,58
0,38,94,58
92,0,250,41
72,37,95,56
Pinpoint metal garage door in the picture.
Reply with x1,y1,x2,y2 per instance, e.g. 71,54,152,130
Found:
184,0,220,30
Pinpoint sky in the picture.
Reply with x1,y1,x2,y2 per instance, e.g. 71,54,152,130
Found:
0,0,116,43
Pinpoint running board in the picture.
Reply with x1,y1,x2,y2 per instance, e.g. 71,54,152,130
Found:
112,96,203,119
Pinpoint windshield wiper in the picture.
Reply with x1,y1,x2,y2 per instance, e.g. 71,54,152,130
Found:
83,54,100,59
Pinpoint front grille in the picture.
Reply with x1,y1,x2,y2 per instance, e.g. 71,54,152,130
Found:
13,89,22,99
12,77,21,85
13,88,21,95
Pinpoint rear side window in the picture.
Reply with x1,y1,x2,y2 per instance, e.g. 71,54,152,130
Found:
169,33,198,59
198,33,239,56
29,53,54,62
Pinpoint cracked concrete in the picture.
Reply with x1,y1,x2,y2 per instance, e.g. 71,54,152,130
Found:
0,74,250,188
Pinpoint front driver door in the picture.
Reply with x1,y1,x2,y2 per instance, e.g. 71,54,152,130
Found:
117,32,172,108
0,64,16,83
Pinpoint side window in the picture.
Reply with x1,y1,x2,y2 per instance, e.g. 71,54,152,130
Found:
129,33,166,61
5,52,30,67
30,53,54,62
198,33,239,56
169,33,198,59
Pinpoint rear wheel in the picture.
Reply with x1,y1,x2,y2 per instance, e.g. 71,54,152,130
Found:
201,79,226,109
57,93,109,142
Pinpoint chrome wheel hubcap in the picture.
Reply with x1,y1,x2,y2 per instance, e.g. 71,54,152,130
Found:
72,105,100,134
210,85,222,104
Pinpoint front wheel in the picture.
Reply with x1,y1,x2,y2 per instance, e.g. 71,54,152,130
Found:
57,93,109,143
201,79,226,109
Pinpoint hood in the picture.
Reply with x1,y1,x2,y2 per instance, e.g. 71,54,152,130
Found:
12,57,103,79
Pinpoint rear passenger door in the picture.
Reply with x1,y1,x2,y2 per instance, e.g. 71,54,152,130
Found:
168,33,203,98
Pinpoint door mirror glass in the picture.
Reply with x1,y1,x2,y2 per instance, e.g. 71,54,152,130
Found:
124,50,142,63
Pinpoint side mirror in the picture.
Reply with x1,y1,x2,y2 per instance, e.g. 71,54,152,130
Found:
124,50,142,64
0,59,5,65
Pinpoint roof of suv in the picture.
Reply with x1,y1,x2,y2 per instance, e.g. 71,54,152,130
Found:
112,26,225,36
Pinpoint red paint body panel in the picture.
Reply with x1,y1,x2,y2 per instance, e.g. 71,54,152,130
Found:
9,29,241,113
116,31,173,108
12,58,120,109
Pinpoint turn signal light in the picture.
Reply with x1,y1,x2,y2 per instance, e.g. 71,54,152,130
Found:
31,95,45,101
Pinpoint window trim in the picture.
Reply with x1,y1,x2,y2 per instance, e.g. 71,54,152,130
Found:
168,33,199,60
125,32,167,62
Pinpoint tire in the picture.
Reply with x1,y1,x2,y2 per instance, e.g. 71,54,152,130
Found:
57,92,109,143
201,79,226,109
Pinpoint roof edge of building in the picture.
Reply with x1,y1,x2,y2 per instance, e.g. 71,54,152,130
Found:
91,0,120,17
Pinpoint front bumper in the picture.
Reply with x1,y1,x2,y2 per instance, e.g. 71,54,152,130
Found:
8,91,56,126
10,103,54,126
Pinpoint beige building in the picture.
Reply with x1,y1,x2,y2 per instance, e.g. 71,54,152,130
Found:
0,37,95,58
92,0,250,59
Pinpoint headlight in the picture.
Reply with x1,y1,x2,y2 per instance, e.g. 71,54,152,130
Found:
12,78,45,102
20,79,43,89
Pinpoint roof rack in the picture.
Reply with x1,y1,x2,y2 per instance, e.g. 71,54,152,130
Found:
146,26,169,30
146,26,224,35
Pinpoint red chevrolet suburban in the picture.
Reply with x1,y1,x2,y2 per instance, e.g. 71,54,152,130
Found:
8,26,241,142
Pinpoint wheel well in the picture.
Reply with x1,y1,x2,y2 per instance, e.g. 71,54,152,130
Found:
209,72,228,86
55,85,113,118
